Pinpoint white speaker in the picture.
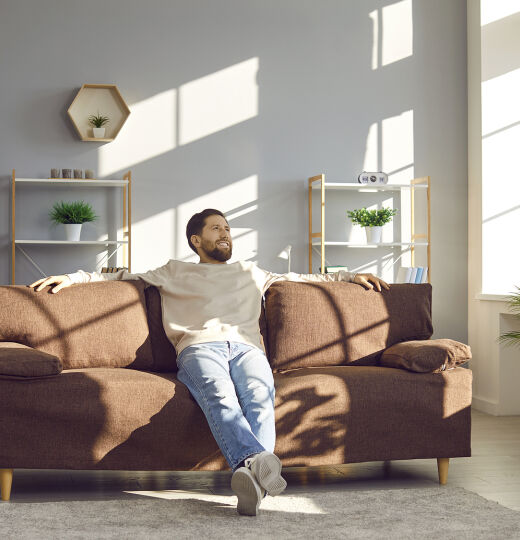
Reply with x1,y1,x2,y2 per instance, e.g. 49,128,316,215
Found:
357,171,388,184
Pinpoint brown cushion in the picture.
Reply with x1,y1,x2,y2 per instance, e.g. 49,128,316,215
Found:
261,282,433,372
0,282,154,370
0,342,62,379
380,339,472,373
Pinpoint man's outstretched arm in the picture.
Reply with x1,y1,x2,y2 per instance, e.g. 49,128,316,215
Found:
262,269,390,293
29,260,175,294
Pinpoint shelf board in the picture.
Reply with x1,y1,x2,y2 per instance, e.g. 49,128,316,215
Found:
311,182,428,191
312,241,429,247
15,178,128,187
15,240,128,245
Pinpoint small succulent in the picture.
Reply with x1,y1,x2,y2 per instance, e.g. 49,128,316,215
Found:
49,200,98,225
347,207,398,227
88,112,110,128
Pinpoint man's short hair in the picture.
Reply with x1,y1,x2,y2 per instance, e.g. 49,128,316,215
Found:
186,209,228,254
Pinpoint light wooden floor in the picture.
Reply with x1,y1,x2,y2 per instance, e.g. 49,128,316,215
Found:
5,409,520,511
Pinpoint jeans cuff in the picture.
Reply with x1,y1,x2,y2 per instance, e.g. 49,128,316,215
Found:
232,450,262,472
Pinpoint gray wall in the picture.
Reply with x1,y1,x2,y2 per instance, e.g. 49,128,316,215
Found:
0,0,468,341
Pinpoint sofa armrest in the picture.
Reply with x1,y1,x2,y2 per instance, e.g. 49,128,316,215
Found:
0,342,62,380
379,339,471,373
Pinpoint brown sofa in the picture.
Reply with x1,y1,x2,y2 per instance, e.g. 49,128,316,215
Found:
0,280,472,501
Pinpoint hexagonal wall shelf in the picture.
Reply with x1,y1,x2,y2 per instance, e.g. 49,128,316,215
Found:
67,83,131,142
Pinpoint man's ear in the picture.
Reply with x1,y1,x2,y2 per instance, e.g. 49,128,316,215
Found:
191,234,201,249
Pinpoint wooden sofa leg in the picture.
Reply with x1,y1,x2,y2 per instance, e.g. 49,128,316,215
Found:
437,458,449,485
0,469,13,501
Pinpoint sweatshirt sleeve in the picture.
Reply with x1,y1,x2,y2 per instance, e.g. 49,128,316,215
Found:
66,260,175,289
260,268,357,295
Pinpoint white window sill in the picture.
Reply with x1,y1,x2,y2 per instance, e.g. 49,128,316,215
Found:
475,293,510,302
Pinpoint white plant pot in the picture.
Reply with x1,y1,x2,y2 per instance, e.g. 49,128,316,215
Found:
93,127,106,138
64,224,82,241
365,226,383,243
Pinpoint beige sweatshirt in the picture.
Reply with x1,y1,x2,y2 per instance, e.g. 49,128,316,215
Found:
67,261,355,355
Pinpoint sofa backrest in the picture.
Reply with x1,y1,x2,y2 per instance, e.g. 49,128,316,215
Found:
261,282,433,372
0,282,158,370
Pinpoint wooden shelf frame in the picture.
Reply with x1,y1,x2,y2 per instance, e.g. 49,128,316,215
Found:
67,84,131,142
308,174,431,281
11,169,132,284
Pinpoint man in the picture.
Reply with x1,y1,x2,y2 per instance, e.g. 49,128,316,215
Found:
30,208,389,516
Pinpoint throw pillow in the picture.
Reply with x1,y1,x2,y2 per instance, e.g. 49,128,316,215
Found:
380,338,471,373
0,342,63,379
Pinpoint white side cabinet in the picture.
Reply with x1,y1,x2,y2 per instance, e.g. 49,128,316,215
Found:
308,174,430,281
10,169,132,284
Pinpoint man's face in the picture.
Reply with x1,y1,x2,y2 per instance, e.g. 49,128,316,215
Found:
194,214,232,263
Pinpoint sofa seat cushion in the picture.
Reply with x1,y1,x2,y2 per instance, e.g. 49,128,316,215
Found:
0,342,62,379
262,282,433,371
380,339,472,373
0,282,155,370
0,367,224,471
272,365,472,466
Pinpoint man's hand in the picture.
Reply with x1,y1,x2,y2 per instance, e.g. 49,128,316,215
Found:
29,275,72,294
353,273,390,292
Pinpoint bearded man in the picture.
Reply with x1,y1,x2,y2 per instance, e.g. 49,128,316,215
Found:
30,208,389,516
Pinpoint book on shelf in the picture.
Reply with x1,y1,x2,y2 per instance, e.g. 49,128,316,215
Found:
396,266,428,284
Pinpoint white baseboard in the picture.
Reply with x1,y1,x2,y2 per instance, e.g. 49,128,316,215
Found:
472,395,499,415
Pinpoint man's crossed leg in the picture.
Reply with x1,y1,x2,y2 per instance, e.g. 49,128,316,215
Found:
176,341,287,516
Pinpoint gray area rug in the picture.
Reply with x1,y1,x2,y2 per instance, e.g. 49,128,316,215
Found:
2,486,519,539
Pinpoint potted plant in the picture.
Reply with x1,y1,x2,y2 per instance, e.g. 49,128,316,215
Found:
347,207,397,243
499,286,520,347
88,112,110,138
49,200,98,241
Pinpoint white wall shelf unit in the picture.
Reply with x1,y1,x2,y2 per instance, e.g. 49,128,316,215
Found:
11,169,132,284
308,174,431,281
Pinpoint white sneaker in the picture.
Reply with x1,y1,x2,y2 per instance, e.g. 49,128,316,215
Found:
231,466,263,516
246,451,287,496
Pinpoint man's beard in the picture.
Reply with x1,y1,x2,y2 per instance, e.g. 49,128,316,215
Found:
200,238,232,262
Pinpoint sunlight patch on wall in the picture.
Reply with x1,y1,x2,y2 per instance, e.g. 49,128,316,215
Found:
382,0,413,67
482,69,520,136
363,122,378,170
131,207,176,272
481,0,520,26
362,110,414,183
369,10,379,70
370,0,413,69
179,58,259,145
176,175,258,261
98,90,176,176
382,110,414,183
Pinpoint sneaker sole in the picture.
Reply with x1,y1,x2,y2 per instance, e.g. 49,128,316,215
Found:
253,452,287,496
231,468,262,516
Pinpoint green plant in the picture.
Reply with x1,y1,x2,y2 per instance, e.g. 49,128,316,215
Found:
88,112,110,128
498,286,520,347
49,200,98,225
347,207,397,227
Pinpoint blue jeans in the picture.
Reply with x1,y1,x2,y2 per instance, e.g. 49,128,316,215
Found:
176,341,276,471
